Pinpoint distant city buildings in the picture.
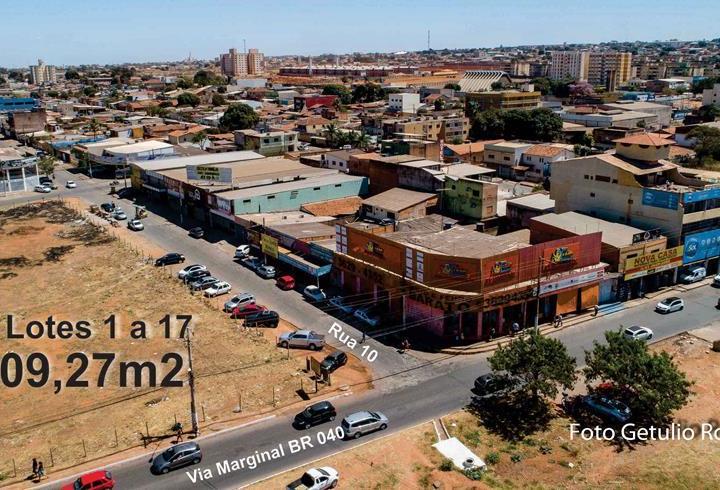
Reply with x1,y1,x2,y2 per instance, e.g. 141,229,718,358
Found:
549,51,589,81
702,83,720,106
220,48,264,77
29,59,56,85
549,51,632,89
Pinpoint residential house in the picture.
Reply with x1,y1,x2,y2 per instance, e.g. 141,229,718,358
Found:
361,188,438,222
483,141,533,180
234,129,299,156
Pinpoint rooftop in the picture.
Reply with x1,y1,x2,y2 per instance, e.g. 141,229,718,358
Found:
132,150,264,172
216,172,363,200
443,163,495,178
531,211,646,248
104,140,173,155
268,222,336,240
613,133,674,147
523,144,571,158
301,196,362,216
506,193,555,211
444,140,504,156
361,187,437,212
391,225,530,258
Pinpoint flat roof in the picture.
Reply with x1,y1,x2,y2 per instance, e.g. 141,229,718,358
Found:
362,187,436,212
531,211,645,248
133,150,265,172
217,173,363,200
507,193,555,211
268,222,336,240
485,142,533,151
391,225,530,258
444,163,495,178
105,140,173,155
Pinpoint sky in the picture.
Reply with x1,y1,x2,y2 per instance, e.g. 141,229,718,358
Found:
2,0,719,67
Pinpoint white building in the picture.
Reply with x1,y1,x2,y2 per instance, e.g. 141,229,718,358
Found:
29,59,56,85
388,93,422,114
549,51,588,81
220,48,265,77
702,83,720,106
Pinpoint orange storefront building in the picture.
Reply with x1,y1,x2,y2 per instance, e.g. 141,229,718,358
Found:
333,224,604,344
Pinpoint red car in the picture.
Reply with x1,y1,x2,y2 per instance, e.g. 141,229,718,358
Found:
62,470,114,490
276,275,295,290
231,303,267,319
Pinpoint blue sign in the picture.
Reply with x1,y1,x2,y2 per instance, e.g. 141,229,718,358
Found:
683,229,720,264
642,189,679,210
682,188,720,204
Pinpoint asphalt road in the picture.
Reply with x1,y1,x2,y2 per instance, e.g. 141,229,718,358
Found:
7,170,719,489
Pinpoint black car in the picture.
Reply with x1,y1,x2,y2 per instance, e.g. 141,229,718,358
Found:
183,269,211,283
189,276,219,291
473,373,522,398
155,253,186,266
100,202,116,213
244,310,280,328
293,401,337,430
189,227,204,239
320,350,348,374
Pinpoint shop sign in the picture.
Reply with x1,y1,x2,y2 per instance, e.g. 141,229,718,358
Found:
440,263,468,278
548,246,575,265
624,246,683,280
333,255,399,288
482,287,535,309
261,234,278,259
407,290,476,313
683,229,720,264
642,188,679,210
682,187,720,204
490,260,512,275
215,197,232,215
540,269,603,295
364,240,384,258
631,228,662,244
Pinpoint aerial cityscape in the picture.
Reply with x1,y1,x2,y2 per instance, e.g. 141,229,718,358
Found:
2,1,720,489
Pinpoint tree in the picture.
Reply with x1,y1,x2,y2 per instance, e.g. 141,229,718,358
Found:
86,118,103,140
323,123,341,148
584,330,692,423
191,131,208,149
470,107,561,142
691,77,720,94
193,70,225,86
573,144,593,157
37,155,57,178
82,86,98,97
687,126,720,168
146,105,169,118
434,98,446,111
65,69,81,80
490,81,505,91
697,104,720,122
219,103,259,131
0,76,6,85
177,92,201,107
444,83,461,91
469,108,505,140
176,78,193,89
211,93,226,107
489,329,577,401
8,70,25,82
322,84,351,105
110,66,135,85
351,83,386,103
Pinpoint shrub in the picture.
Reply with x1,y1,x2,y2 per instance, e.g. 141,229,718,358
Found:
439,458,454,471
485,451,501,465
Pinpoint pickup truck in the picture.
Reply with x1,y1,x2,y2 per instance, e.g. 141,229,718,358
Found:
287,467,339,490
278,330,326,351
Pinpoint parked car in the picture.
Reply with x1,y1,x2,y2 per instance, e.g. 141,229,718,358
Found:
189,276,219,291
231,303,267,319
40,177,58,189
354,307,380,327
245,310,280,328
713,273,720,287
127,219,144,231
178,264,206,280
150,442,202,474
320,350,348,374
293,401,337,430
328,296,355,315
680,267,706,284
473,373,523,398
257,264,276,279
65,180,77,189
341,411,388,439
155,253,186,266
242,256,263,271
276,275,296,290
61,470,114,490
183,268,211,284
100,202,116,213
286,467,339,490
34,184,51,193
223,292,255,312
234,244,251,259
204,281,231,297
277,330,325,350
581,395,631,424
188,227,204,239
303,285,327,302
113,209,127,220
623,325,653,341
655,296,684,313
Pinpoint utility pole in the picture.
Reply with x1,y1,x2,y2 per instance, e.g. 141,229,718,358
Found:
534,256,543,329
185,326,199,436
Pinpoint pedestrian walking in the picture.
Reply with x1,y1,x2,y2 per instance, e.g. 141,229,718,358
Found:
593,304,599,316
36,462,45,480
511,322,520,336
488,327,496,341
176,428,183,443
554,314,563,328
361,331,366,343
31,458,38,478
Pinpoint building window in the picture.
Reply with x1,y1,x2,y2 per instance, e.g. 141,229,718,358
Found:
590,192,595,197
313,187,321,190
612,179,618,184
243,199,251,203
488,154,495,159
584,175,590,179
595,175,611,183
628,199,633,204
267,195,275,199
503,156,510,161
335,184,342,187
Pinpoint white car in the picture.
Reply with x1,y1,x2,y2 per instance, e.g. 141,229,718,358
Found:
680,267,706,284
178,264,207,280
257,264,276,279
65,180,77,188
234,244,251,259
713,273,720,287
303,285,327,302
655,296,684,313
623,325,653,341
329,296,355,315
354,307,380,327
113,209,127,220
34,184,52,193
127,219,144,231
204,281,231,297
287,467,339,490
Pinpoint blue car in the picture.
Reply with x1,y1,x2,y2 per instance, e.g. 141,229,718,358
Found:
581,395,631,423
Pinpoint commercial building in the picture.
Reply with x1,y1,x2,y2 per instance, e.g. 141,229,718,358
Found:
220,48,264,77
7,110,47,135
458,71,512,92
464,90,541,112
234,129,298,156
601,101,673,127
333,223,604,343
29,59,56,85
388,93,422,114
703,83,720,106
550,51,589,81
382,114,469,142
558,107,658,129
0,98,38,113
441,172,498,221
551,134,720,277
361,188,437,222
0,145,40,194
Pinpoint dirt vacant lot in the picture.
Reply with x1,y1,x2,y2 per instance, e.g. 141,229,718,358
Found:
255,333,720,489
0,201,370,483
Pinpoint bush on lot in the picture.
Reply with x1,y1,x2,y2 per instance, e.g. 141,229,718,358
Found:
439,458,454,471
464,467,485,481
485,451,500,465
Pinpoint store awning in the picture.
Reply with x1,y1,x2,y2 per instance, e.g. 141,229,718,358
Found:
278,250,332,277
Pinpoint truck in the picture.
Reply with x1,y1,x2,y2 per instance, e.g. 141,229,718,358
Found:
286,467,339,490
278,330,326,351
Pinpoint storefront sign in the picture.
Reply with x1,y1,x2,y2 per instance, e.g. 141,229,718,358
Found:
642,189,679,210
364,240,384,258
682,187,720,204
490,260,512,275
547,245,575,265
440,263,468,278
624,246,683,280
631,228,661,244
407,290,476,313
333,255,402,289
540,269,603,295
187,165,232,183
683,229,720,264
482,287,535,309
215,197,233,215
261,234,278,259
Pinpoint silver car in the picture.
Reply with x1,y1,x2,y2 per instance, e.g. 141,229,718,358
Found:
655,297,684,313
341,411,388,439
223,293,255,312
623,325,653,341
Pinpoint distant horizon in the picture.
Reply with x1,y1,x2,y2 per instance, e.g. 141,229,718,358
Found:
2,0,718,68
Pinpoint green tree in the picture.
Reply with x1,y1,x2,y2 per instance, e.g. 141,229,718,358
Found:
489,329,577,401
444,83,461,91
177,92,201,107
323,123,341,148
351,83,386,103
8,70,25,82
584,330,692,423
110,66,135,85
146,105,169,118
691,77,720,94
687,125,720,168
82,85,98,97
86,118,103,140
37,155,57,178
322,84,351,104
219,103,259,131
193,70,225,86
176,78,193,89
0,76,6,85
434,98,446,111
697,104,720,122
469,108,505,140
211,93,226,107
191,131,208,149
64,69,81,80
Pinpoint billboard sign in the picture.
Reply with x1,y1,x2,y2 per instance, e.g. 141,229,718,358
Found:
682,187,720,204
683,229,720,264
261,234,279,259
187,165,232,183
624,246,683,280
642,189,679,210
631,228,662,244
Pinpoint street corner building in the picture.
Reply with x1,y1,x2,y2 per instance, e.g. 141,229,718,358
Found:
332,221,605,345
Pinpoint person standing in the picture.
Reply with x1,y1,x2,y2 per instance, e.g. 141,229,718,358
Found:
31,458,38,478
36,462,45,480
